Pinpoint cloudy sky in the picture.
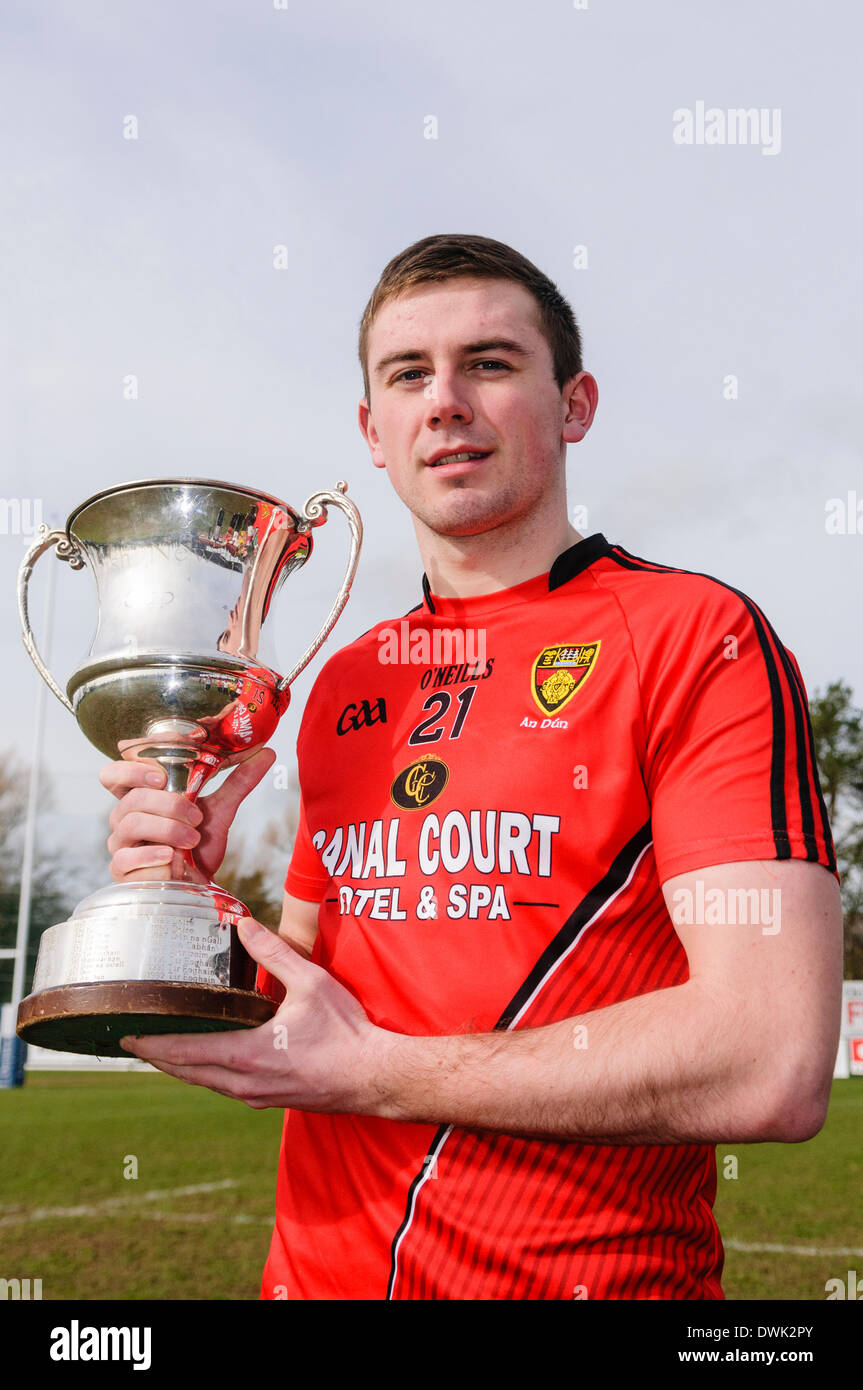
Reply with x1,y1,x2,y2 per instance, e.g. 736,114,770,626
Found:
1,0,861,898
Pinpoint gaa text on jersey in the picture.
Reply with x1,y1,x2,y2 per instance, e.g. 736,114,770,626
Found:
336,698,387,735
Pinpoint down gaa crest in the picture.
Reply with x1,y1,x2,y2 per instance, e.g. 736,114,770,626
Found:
531,642,601,715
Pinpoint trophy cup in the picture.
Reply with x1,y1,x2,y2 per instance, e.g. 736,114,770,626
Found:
15,477,361,1057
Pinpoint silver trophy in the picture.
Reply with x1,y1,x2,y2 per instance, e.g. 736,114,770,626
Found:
15,477,361,1056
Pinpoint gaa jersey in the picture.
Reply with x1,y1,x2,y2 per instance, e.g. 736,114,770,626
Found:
260,533,836,1302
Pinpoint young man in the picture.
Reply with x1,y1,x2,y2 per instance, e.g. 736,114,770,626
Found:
103,235,842,1300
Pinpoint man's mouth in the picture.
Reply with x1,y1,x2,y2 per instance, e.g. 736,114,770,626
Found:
427,450,491,468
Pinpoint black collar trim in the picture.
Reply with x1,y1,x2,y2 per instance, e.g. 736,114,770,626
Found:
548,533,612,591
421,533,610,613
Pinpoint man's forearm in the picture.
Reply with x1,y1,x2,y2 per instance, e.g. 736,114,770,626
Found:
360,980,825,1146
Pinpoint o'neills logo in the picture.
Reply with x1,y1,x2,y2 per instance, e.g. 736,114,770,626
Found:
390,757,449,809
531,641,601,715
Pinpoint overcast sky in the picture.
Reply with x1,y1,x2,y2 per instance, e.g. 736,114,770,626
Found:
2,0,861,898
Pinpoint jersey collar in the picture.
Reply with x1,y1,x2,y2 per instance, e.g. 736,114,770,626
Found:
420,533,612,616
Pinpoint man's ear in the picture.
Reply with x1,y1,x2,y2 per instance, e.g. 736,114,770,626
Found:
562,371,599,445
358,398,387,470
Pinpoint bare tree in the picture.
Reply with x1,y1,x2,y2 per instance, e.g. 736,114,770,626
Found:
810,681,863,977
0,751,74,998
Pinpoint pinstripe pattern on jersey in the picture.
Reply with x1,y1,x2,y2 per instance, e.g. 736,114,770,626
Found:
383,822,725,1301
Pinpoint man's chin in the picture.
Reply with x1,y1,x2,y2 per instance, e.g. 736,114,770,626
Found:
412,491,522,539
422,510,510,539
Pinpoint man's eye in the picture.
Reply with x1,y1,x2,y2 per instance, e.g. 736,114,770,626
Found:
392,361,510,384
394,369,429,384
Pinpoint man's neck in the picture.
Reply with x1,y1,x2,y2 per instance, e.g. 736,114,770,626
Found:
416,512,584,600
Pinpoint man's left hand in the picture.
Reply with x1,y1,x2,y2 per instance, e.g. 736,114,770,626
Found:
120,919,394,1114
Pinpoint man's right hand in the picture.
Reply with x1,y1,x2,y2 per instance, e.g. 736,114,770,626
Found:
100,747,278,884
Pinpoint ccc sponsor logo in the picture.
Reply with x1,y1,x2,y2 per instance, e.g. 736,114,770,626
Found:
390,757,450,809
336,698,387,736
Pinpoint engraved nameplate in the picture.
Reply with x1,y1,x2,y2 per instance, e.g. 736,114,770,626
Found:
31,916,231,991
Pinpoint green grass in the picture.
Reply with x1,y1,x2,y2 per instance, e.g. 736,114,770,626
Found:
1,1073,859,1300
715,1080,863,1300
0,1071,283,1300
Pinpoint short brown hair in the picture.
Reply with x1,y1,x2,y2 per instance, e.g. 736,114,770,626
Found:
358,233,583,402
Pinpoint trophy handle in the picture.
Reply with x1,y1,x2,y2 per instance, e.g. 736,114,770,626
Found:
18,525,85,715
277,482,363,691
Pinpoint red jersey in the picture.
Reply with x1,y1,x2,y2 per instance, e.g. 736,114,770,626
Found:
260,534,836,1301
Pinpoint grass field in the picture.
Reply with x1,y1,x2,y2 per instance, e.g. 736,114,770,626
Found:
1,1072,860,1300
0,1070,283,1300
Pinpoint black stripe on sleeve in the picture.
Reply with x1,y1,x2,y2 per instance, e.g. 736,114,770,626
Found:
782,652,838,870
607,546,834,871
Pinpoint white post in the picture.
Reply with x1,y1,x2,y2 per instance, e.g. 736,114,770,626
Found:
2,547,56,1082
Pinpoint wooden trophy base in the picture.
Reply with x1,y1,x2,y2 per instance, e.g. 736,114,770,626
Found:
17,980,277,1058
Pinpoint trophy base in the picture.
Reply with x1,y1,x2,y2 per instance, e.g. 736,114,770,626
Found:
17,980,276,1058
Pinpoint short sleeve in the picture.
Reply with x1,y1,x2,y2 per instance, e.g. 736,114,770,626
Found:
636,581,837,883
284,795,330,902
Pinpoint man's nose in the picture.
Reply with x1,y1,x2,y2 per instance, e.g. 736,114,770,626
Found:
424,368,474,427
